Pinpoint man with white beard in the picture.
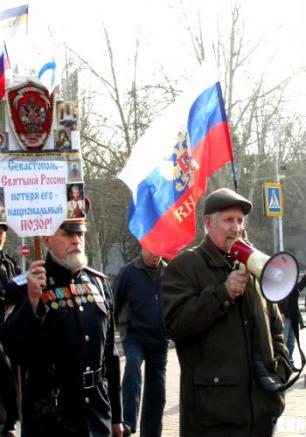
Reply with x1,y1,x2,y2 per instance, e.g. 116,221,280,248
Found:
2,218,123,437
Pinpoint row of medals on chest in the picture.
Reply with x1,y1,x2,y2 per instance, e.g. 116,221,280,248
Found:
41,277,103,310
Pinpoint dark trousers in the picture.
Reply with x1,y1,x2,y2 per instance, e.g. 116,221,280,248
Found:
122,337,168,437
0,343,18,429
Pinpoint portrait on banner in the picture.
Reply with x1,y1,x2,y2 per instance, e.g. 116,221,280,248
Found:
0,132,8,152
57,101,78,131
68,160,82,182
66,183,86,219
54,128,72,151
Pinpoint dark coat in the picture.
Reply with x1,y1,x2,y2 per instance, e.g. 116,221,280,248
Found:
0,251,20,324
0,250,20,428
3,254,122,437
113,255,168,347
278,274,306,338
162,236,290,437
278,288,299,337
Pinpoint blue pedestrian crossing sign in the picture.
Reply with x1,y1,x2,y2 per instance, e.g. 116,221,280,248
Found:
263,183,283,217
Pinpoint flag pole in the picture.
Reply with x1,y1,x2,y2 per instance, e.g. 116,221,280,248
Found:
230,159,239,193
215,82,239,194
4,42,10,69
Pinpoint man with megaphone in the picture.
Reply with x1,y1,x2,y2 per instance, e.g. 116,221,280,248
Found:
162,187,292,437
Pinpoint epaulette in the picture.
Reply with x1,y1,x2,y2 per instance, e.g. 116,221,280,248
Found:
12,272,28,286
84,266,108,280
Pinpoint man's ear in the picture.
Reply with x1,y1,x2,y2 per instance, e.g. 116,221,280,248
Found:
204,215,210,229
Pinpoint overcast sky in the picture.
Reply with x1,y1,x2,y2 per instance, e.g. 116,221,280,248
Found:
2,0,306,114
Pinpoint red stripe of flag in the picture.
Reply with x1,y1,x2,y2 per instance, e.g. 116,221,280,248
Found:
140,122,233,259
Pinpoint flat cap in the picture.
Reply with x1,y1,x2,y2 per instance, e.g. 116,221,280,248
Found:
204,188,252,216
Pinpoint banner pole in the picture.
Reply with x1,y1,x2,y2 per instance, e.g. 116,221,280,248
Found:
34,236,42,260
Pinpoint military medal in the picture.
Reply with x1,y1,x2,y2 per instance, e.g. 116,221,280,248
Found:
75,296,82,305
67,299,74,307
70,284,79,295
51,301,59,310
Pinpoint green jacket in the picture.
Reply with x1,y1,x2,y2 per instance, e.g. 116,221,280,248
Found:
162,235,291,437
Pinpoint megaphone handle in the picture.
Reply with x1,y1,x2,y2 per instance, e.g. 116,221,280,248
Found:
232,260,240,270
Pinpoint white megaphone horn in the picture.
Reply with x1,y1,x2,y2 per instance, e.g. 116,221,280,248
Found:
229,238,299,302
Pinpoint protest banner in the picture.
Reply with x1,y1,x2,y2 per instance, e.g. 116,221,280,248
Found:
0,78,85,258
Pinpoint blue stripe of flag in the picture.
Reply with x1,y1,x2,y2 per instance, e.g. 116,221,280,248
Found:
128,82,226,240
0,51,5,100
0,51,4,75
0,4,28,21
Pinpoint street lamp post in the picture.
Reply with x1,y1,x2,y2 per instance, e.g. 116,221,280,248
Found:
255,174,283,253
275,141,284,252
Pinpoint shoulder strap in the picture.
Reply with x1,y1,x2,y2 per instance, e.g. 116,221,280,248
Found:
253,277,305,392
84,266,108,279
277,331,306,392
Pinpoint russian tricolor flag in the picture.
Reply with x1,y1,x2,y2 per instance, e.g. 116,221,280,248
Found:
118,59,234,260
0,49,4,101
0,43,9,101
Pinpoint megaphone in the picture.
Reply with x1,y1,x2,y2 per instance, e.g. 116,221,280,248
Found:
229,239,299,302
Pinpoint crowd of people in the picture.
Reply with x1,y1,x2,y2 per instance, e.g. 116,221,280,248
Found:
0,187,305,437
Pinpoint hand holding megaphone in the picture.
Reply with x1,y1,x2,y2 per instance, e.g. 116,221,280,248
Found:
225,266,250,300
229,238,299,302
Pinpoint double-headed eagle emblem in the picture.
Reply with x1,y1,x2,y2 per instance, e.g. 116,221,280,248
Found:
159,131,199,192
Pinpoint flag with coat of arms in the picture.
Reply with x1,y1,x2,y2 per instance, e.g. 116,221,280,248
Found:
118,57,235,260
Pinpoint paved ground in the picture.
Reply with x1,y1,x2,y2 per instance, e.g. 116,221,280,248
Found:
126,308,306,437
274,310,306,437
2,306,305,436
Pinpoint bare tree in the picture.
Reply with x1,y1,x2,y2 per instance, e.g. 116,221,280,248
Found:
59,2,306,268
176,1,305,254
63,25,182,268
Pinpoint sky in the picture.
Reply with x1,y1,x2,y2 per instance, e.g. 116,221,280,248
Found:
2,0,306,115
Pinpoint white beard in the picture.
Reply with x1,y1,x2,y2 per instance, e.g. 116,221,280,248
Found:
49,249,88,273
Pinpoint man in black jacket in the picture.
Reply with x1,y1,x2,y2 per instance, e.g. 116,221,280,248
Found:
278,273,306,370
0,223,20,437
3,218,123,437
113,248,168,437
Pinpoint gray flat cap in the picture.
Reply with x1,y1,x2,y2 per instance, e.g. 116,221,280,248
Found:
204,188,252,215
